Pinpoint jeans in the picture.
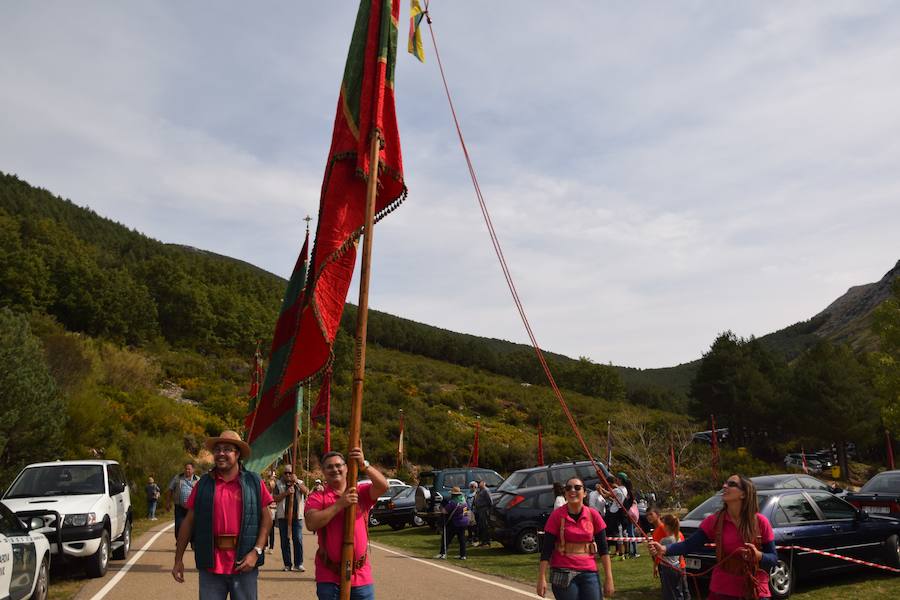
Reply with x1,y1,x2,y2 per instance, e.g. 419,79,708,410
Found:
198,568,258,600
551,570,601,600
476,507,491,544
660,567,691,600
147,499,157,519
315,583,375,600
625,520,637,556
441,524,466,558
277,518,303,567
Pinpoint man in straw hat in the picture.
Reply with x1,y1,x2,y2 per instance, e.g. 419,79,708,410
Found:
172,430,274,599
305,447,388,600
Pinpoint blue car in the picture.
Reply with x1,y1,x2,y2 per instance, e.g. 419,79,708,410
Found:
680,489,900,599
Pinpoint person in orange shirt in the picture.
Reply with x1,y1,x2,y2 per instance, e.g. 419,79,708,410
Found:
647,507,689,600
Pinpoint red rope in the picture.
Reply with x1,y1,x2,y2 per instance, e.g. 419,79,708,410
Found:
422,3,647,539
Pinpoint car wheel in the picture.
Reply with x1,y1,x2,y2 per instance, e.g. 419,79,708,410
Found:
412,514,425,527
369,514,380,527
768,556,795,600
85,529,110,578
33,556,49,600
389,522,406,531
113,519,132,559
515,528,539,554
884,534,900,568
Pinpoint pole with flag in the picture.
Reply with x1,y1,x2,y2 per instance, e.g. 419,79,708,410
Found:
710,414,720,486
397,409,405,472
537,422,544,466
606,420,612,468
469,417,480,467
801,445,809,474
669,438,677,498
243,224,311,474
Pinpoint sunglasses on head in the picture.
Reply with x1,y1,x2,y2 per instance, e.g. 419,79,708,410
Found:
725,480,743,489
564,484,584,491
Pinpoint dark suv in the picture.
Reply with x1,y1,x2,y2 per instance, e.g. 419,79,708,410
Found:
414,467,504,526
490,484,555,553
495,459,613,497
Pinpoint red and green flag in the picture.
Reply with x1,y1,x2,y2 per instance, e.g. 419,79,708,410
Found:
277,0,406,401
244,232,310,473
311,368,333,453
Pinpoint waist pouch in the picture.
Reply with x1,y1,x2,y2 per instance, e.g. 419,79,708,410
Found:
549,568,579,589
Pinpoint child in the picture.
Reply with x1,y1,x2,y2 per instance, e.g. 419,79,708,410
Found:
656,514,690,600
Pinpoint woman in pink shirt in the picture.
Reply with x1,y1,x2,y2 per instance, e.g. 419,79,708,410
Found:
536,477,615,599
649,474,778,600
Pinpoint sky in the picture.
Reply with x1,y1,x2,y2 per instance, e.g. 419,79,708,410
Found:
1,1,898,369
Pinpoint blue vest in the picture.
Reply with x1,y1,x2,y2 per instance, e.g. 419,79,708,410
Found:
192,469,264,570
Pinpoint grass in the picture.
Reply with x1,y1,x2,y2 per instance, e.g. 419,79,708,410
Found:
368,526,900,600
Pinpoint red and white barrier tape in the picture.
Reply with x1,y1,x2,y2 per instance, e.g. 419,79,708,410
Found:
606,538,900,574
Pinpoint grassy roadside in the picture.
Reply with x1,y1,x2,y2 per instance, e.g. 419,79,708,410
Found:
368,525,900,600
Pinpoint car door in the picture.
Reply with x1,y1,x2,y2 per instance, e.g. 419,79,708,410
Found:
106,465,124,539
808,491,883,564
773,491,837,574
0,531,11,599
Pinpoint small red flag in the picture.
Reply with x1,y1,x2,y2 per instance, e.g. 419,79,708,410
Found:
669,443,677,482
887,431,895,470
537,423,544,466
469,421,480,467
801,445,809,474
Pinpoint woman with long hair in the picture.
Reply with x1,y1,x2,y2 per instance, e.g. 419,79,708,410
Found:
537,477,615,599
649,474,777,600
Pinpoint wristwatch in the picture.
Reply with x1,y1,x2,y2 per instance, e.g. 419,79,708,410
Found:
362,459,370,469
254,546,263,556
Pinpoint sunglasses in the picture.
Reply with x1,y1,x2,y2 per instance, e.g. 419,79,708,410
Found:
564,484,584,491
212,446,238,454
725,480,743,489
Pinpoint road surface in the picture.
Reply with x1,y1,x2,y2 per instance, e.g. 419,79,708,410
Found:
73,522,539,599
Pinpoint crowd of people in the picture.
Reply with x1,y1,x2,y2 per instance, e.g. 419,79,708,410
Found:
151,429,775,600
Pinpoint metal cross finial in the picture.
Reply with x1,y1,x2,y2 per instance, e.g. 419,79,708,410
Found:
303,215,312,232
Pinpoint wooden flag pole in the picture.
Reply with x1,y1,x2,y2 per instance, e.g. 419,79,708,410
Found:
286,385,301,541
339,132,381,600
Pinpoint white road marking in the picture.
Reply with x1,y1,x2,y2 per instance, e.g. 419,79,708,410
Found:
87,522,175,600
369,542,540,598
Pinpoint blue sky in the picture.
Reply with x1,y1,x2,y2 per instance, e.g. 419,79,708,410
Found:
1,1,898,368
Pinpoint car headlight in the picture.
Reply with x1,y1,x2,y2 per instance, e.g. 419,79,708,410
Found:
63,513,97,527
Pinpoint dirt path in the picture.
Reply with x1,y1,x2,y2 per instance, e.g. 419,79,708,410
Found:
72,522,539,599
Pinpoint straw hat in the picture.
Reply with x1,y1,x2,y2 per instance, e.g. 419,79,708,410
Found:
450,486,462,495
205,430,252,459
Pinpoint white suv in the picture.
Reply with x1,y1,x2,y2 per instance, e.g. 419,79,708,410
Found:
2,460,132,578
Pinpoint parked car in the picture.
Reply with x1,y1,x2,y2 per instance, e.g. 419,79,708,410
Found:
495,459,613,497
414,467,504,526
751,474,844,496
846,470,900,516
490,483,554,554
369,485,410,526
2,460,132,578
0,500,51,600
679,488,900,599
369,486,423,530
784,453,825,474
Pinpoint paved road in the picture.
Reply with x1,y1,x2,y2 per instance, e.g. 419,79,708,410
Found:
73,522,539,600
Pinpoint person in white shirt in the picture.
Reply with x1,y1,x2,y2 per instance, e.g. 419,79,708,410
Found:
588,482,607,516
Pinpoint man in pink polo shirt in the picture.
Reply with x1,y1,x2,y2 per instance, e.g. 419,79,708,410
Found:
305,447,388,600
171,430,274,600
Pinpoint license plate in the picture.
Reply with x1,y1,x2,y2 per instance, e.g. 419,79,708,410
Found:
685,558,701,570
863,505,890,513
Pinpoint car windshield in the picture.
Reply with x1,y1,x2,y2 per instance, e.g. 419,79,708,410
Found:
497,472,529,493
395,486,415,500
5,465,105,498
685,491,775,521
860,472,900,493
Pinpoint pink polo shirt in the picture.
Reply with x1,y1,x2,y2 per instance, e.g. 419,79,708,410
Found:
186,472,274,575
544,505,606,572
699,512,774,598
305,481,375,586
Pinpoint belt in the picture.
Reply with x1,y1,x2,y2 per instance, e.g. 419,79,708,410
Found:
318,548,367,575
556,542,595,556
215,535,238,550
